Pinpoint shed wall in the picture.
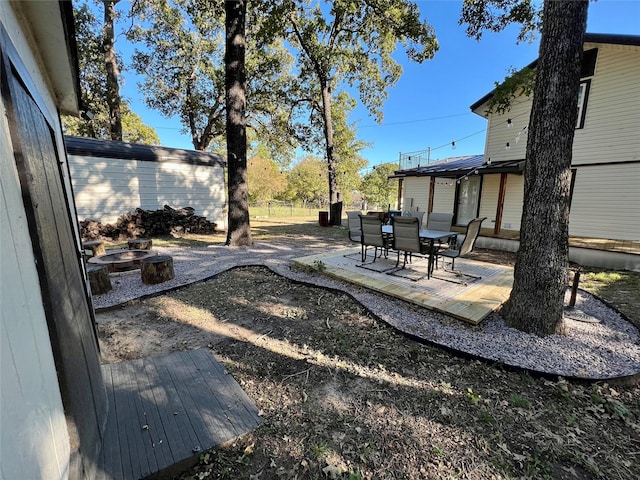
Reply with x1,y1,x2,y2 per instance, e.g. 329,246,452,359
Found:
69,154,226,226
1,5,70,479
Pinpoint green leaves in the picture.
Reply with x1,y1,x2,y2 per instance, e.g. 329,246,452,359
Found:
460,0,540,43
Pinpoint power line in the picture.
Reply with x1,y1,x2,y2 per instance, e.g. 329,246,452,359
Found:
358,112,471,128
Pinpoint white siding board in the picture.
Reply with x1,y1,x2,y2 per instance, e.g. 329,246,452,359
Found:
1,66,70,480
570,164,640,240
573,47,640,164
479,45,640,166
482,99,531,163
69,154,226,226
500,174,524,231
432,177,456,214
479,174,500,226
402,177,429,212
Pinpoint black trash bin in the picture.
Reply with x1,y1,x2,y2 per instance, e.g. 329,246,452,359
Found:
318,211,329,227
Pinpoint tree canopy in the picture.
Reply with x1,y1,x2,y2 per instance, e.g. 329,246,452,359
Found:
128,0,298,153
258,0,438,224
63,0,159,144
360,162,398,209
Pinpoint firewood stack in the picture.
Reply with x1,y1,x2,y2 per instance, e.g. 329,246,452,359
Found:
81,205,217,240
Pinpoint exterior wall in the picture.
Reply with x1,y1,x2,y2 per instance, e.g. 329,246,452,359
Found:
478,173,500,228
431,177,456,214
402,176,429,212
1,4,70,480
500,174,524,231
479,44,640,167
69,154,227,227
573,44,640,165
482,99,531,164
570,163,640,240
475,42,640,241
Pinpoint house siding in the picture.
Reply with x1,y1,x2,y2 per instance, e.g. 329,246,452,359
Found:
431,177,456,214
473,41,640,240
478,174,501,227
570,163,640,240
1,4,70,479
402,176,429,212
482,99,531,164
572,45,640,165
500,174,524,231
69,153,227,226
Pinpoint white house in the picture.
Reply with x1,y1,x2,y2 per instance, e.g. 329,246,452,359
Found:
1,2,106,479
65,135,227,227
393,33,640,272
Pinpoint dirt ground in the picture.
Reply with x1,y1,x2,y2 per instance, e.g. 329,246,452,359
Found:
96,257,640,480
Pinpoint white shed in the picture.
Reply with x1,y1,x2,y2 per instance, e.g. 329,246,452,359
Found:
65,136,227,227
2,2,106,479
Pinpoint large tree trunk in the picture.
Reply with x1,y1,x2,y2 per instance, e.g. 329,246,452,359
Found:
501,0,588,336
320,78,340,225
225,0,252,246
103,0,122,141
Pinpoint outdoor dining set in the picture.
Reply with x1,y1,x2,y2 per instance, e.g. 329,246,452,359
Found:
346,210,486,282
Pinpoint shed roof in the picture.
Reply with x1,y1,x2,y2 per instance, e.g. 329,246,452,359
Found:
64,136,227,167
391,155,524,178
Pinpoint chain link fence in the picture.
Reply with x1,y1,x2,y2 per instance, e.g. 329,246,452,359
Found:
249,200,378,219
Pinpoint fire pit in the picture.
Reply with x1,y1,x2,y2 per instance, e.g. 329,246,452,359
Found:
88,249,159,273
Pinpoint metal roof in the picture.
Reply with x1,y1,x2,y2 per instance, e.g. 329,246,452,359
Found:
391,155,525,178
64,136,226,167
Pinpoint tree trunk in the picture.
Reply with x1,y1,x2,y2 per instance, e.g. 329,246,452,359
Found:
225,0,252,246
103,0,122,141
501,0,588,336
320,77,340,225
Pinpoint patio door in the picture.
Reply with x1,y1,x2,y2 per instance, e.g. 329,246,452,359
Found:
456,176,481,226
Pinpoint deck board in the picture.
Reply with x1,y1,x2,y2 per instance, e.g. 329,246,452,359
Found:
294,248,514,325
97,349,261,479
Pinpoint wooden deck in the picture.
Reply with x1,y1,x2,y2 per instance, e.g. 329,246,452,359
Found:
466,227,640,255
96,349,261,480
294,249,514,325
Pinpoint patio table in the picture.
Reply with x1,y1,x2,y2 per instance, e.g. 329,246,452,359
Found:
382,225,456,278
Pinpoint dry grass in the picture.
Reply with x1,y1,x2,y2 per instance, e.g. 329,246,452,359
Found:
96,216,640,480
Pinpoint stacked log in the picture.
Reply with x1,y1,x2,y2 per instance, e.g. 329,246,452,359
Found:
80,205,217,240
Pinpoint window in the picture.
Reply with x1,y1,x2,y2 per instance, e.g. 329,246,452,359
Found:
576,79,591,129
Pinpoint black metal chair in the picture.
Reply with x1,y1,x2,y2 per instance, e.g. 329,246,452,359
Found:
434,217,486,278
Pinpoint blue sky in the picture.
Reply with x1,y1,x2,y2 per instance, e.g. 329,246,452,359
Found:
119,0,640,170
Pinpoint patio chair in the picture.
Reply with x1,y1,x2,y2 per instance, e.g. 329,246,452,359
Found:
426,212,454,232
391,216,430,272
346,211,362,243
403,211,425,228
426,212,456,253
359,214,392,263
434,217,486,279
